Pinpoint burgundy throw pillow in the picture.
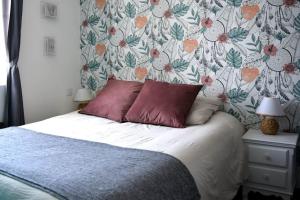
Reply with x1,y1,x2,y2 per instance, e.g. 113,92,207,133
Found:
80,79,143,122
125,80,202,128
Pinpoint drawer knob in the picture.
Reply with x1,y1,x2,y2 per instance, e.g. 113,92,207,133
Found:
263,174,270,182
264,153,271,161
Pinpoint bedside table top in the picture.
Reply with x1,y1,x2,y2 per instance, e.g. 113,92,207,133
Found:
243,129,299,148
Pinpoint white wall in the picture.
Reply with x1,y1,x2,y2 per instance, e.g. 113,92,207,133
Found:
19,0,81,123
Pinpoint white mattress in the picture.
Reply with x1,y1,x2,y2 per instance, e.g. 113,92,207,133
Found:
1,111,246,200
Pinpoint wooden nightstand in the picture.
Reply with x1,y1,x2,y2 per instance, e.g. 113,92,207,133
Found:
242,129,299,200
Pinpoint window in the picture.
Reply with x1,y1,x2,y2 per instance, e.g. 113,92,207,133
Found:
0,1,9,86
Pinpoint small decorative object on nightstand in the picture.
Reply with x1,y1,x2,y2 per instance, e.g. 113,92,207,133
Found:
256,97,285,135
243,129,299,200
74,88,93,110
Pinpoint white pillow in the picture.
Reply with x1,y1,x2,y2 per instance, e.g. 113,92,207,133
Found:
186,96,224,125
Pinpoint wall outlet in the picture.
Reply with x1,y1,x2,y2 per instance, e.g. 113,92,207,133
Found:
41,1,58,19
44,37,56,56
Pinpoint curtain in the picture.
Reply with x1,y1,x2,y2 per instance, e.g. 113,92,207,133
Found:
6,0,24,126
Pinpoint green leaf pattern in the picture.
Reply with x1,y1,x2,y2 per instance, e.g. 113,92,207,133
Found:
226,48,242,69
125,2,136,18
88,14,100,26
172,3,189,17
87,31,96,45
172,59,189,72
227,0,242,7
171,23,184,41
88,60,100,71
228,27,248,42
125,35,140,47
293,81,300,100
228,88,248,104
294,14,300,32
125,52,136,68
87,77,97,91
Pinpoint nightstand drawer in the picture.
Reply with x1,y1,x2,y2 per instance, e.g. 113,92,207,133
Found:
247,144,288,167
248,165,288,188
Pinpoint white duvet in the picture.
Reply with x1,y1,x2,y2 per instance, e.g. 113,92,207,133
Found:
1,111,246,200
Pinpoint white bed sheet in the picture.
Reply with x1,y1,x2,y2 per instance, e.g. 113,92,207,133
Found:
1,111,246,200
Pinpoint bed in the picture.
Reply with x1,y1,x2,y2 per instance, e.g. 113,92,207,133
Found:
0,110,246,200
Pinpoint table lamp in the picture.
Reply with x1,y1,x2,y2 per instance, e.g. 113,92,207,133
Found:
256,97,285,135
74,88,93,110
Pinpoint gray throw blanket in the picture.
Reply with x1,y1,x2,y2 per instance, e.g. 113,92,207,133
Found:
0,127,200,200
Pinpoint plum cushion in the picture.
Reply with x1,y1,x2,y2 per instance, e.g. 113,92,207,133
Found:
80,79,143,122
125,80,202,128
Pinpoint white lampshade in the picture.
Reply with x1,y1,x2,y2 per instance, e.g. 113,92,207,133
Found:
74,88,93,102
256,97,285,117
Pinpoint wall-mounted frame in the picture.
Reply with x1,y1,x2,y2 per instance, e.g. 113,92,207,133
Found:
44,37,56,56
41,1,57,19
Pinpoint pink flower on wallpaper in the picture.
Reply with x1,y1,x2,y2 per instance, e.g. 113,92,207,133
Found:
150,48,160,58
263,44,278,56
201,18,213,28
164,64,172,72
201,75,213,86
284,0,296,6
150,0,160,6
119,40,126,47
218,93,228,103
82,20,88,27
108,27,116,35
82,64,88,71
283,63,296,74
217,33,228,43
164,10,172,18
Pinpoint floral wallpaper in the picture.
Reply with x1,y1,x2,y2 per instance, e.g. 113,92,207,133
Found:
80,0,300,129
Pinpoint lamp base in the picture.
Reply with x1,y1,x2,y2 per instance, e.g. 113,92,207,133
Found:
77,103,89,110
260,117,279,135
